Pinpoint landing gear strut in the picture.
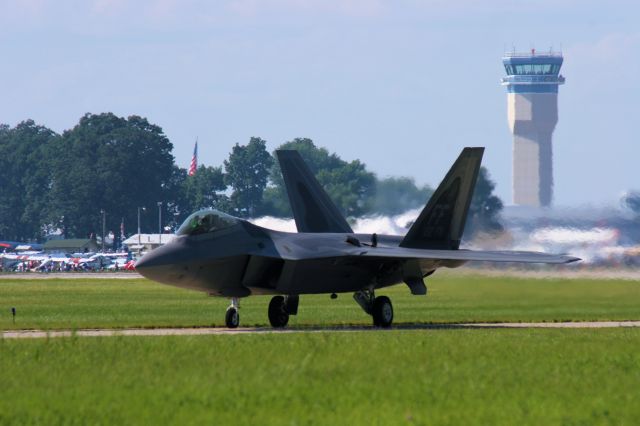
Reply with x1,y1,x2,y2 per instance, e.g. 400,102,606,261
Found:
225,297,240,328
353,289,394,327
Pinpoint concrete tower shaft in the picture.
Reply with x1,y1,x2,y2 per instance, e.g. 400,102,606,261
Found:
507,92,558,206
502,50,564,208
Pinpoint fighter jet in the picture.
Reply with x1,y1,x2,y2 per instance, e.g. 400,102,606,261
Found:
135,148,579,328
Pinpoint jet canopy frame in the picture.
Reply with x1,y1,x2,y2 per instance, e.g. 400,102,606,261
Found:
176,209,239,236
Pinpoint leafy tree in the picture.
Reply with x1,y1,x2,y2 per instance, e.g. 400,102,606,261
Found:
465,166,504,236
160,166,190,231
48,113,175,239
0,114,506,243
370,177,433,216
175,165,228,220
0,120,59,241
224,137,273,217
0,124,13,239
318,159,376,217
160,165,227,232
263,138,376,218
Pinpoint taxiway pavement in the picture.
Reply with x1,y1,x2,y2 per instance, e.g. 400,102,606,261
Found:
3,321,640,339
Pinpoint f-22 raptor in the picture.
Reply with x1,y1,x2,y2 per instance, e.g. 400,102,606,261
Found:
135,148,579,328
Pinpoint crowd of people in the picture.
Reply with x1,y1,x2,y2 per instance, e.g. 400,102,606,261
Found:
0,251,136,273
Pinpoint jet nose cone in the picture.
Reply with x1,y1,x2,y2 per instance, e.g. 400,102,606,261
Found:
134,241,186,284
134,251,158,271
134,252,159,280
134,254,152,270
135,245,172,278
134,259,145,271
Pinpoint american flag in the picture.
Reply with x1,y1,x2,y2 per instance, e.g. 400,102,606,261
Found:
188,140,198,176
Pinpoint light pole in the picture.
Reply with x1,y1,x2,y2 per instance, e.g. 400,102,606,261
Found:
100,209,106,252
137,206,146,248
157,202,163,245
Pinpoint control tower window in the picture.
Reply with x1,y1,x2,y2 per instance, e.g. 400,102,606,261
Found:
177,209,239,236
508,63,560,75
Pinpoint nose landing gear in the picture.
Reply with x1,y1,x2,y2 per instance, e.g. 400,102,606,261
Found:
225,297,240,328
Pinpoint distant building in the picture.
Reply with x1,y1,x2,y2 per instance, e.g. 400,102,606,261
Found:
43,239,99,254
0,241,43,252
502,49,565,207
123,234,176,253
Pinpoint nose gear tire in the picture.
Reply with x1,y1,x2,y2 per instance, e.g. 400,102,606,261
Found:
225,307,240,328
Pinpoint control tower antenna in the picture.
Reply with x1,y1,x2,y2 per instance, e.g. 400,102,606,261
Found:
501,49,565,207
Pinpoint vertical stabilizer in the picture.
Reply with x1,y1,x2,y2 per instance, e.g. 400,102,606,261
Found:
400,147,484,249
276,150,353,233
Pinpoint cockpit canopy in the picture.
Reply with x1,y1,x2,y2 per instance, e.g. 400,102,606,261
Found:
176,209,239,236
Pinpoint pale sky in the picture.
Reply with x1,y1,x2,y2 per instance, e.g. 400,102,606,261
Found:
1,0,638,206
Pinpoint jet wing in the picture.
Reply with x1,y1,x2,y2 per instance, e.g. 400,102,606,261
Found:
277,244,579,264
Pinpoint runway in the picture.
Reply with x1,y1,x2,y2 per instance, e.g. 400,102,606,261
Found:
3,321,640,339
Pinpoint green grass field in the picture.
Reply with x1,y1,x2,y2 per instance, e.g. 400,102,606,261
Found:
1,329,639,424
2,273,640,425
1,272,640,330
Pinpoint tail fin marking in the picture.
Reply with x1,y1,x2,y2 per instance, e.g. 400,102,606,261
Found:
400,147,484,250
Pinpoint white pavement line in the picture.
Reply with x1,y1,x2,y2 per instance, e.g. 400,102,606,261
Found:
463,321,640,328
3,321,640,339
1,327,281,339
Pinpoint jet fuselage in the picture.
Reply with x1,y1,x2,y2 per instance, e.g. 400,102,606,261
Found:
135,220,460,297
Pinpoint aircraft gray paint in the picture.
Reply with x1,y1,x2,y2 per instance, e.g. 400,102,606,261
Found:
135,148,579,328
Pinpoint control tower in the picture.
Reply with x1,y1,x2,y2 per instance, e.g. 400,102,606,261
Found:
502,49,564,207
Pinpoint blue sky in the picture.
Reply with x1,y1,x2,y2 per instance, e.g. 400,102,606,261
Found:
1,0,638,206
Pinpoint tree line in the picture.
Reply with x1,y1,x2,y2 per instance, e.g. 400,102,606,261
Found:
0,113,502,242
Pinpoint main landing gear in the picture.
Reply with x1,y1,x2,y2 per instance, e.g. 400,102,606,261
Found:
224,292,394,329
353,289,394,327
224,295,299,329
268,296,288,327
268,295,299,328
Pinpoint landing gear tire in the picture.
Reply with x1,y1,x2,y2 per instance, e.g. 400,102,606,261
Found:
268,295,289,328
372,296,393,328
225,307,240,328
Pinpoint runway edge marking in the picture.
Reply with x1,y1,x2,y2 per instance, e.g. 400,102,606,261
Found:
3,321,640,339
